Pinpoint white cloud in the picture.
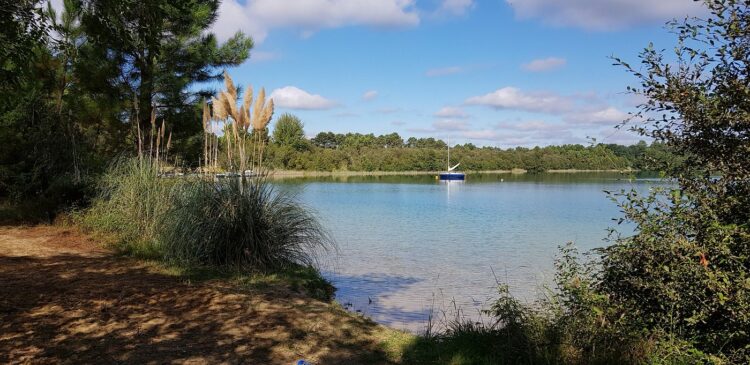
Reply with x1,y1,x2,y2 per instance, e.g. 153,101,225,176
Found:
506,0,705,31
437,0,475,16
522,57,566,72
600,129,645,145
489,120,583,146
433,119,471,131
406,127,435,133
425,66,464,77
459,88,641,146
269,86,336,110
434,106,469,119
460,130,500,140
502,120,567,131
213,0,267,42
466,87,632,127
213,0,420,43
403,116,643,146
564,107,629,125
362,90,379,101
465,87,571,113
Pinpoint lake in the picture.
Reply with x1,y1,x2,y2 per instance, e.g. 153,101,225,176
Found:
276,172,662,332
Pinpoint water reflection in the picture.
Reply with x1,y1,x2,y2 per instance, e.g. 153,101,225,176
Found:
441,179,464,203
276,173,665,332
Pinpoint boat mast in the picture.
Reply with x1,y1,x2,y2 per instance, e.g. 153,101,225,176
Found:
447,137,450,170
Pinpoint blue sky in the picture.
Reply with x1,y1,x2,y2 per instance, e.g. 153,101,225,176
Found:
92,0,712,147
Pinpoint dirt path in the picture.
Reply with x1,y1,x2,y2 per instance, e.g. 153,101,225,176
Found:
0,226,397,364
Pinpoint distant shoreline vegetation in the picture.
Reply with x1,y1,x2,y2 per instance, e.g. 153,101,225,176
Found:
256,131,676,173
268,168,638,178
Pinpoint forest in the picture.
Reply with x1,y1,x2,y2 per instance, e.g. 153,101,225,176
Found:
266,125,674,172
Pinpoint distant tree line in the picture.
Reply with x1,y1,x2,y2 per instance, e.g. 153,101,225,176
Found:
261,124,676,172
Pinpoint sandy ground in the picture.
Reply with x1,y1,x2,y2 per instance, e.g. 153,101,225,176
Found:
0,226,397,364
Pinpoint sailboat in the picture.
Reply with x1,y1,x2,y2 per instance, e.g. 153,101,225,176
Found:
438,141,465,181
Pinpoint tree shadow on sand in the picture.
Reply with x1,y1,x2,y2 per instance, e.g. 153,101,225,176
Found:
0,253,396,364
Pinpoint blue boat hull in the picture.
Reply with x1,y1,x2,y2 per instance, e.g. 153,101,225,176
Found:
439,172,465,181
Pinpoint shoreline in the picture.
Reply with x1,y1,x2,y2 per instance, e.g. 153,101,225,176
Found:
268,168,638,178
545,168,638,173
268,169,521,178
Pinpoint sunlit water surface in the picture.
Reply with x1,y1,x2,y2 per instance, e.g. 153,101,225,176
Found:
275,172,662,332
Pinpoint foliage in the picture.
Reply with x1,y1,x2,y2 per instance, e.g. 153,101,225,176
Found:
78,0,253,133
82,158,331,272
0,0,252,219
0,2,95,214
599,0,750,361
0,0,48,88
396,246,647,365
272,113,308,151
265,138,668,172
82,157,172,257
161,177,331,270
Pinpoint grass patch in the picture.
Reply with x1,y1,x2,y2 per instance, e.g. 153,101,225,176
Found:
134,259,336,302
81,157,172,258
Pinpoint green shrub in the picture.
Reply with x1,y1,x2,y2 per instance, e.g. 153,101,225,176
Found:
160,177,332,270
599,186,749,362
601,0,750,361
83,157,332,272
82,157,172,257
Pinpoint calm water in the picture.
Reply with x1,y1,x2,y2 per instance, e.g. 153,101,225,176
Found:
277,172,662,332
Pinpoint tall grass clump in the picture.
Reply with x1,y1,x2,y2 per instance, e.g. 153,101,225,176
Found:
83,73,328,271
83,157,331,272
209,71,274,174
160,177,331,270
82,157,174,257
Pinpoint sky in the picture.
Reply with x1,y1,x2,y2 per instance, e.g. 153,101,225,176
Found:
53,0,708,147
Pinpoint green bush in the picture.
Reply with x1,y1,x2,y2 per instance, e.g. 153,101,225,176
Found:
161,177,331,270
83,158,332,271
599,186,749,362
401,246,648,365
82,157,172,257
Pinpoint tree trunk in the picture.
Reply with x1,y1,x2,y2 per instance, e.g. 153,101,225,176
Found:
137,53,155,143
